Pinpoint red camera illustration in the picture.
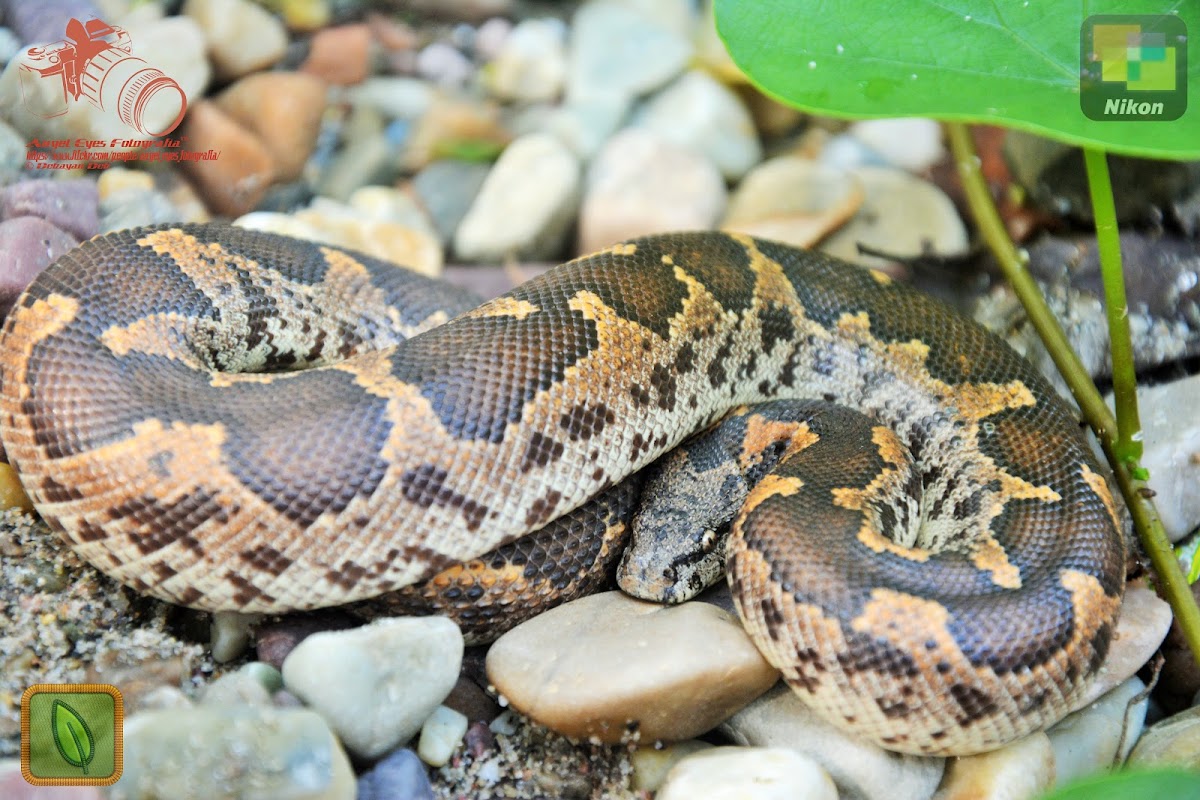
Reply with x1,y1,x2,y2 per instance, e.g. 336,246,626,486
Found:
19,17,186,136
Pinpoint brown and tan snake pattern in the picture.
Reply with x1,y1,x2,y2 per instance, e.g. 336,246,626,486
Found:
0,224,1125,755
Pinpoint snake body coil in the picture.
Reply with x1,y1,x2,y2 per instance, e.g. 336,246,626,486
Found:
0,224,1125,755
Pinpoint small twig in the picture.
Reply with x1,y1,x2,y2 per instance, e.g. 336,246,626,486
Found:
945,122,1200,668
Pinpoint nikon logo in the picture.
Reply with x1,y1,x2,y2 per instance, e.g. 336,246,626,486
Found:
1104,98,1166,116
1080,14,1187,122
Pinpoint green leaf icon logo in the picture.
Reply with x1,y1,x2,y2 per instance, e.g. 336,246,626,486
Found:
50,699,95,775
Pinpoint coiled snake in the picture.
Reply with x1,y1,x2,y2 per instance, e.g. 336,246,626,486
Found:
0,224,1125,755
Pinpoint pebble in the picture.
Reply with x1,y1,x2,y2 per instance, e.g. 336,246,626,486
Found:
484,17,567,103
0,27,20,64
1048,677,1148,786
200,667,274,708
540,93,630,159
455,132,580,261
348,76,436,121
417,41,474,88
577,128,726,254
177,100,275,216
820,166,970,268
721,683,944,800
1117,374,1200,542
215,71,328,182
111,707,354,800
657,746,838,800
346,185,440,241
99,187,180,232
184,0,287,80
632,69,762,181
97,168,154,200
3,0,101,48
302,23,372,85
1068,585,1172,711
264,0,332,32
357,748,435,800
281,616,464,759
1128,704,1200,769
0,178,98,240
84,655,190,717
722,157,864,248
933,732,1055,800
403,95,511,171
121,15,210,113
631,740,713,792
849,118,946,173
567,0,692,103
0,216,78,319
270,194,442,275
0,119,23,186
208,609,260,663
417,704,469,767
411,159,491,244
486,590,779,744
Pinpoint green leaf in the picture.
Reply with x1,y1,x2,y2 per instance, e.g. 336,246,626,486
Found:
51,698,95,775
1035,768,1200,800
714,1,1198,159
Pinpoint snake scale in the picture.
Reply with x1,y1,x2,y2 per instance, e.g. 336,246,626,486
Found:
0,223,1125,756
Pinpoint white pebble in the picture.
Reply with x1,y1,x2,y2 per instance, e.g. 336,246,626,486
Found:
417,705,469,767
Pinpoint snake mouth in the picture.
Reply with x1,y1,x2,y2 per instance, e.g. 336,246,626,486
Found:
616,525,727,604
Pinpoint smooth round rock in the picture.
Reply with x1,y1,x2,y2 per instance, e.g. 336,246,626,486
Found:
1,178,98,240
1128,705,1200,769
722,157,864,248
935,732,1055,800
657,746,837,800
1067,585,1172,711
357,748,435,800
281,617,463,759
820,166,969,268
215,71,327,182
301,23,371,86
1048,677,1148,786
631,740,713,792
177,100,275,216
632,69,762,181
417,705,468,767
184,0,287,80
567,0,692,103
0,216,78,319
720,683,944,800
484,17,567,102
111,707,354,800
485,590,779,744
578,128,726,254
848,118,945,172
411,159,491,244
455,133,580,261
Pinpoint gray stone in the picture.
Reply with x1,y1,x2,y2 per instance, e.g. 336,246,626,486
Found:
567,0,692,104
848,118,945,173
657,746,838,800
578,128,725,254
281,617,463,759
721,684,944,800
412,159,491,244
0,119,24,186
109,707,354,800
632,70,762,181
357,748,435,800
99,187,181,233
347,77,436,121
455,133,580,261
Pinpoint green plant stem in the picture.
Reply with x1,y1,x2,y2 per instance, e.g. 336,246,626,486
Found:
1082,148,1142,466
945,122,1200,666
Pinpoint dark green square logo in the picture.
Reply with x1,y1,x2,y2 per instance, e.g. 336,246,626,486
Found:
21,684,123,786
1081,14,1188,121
